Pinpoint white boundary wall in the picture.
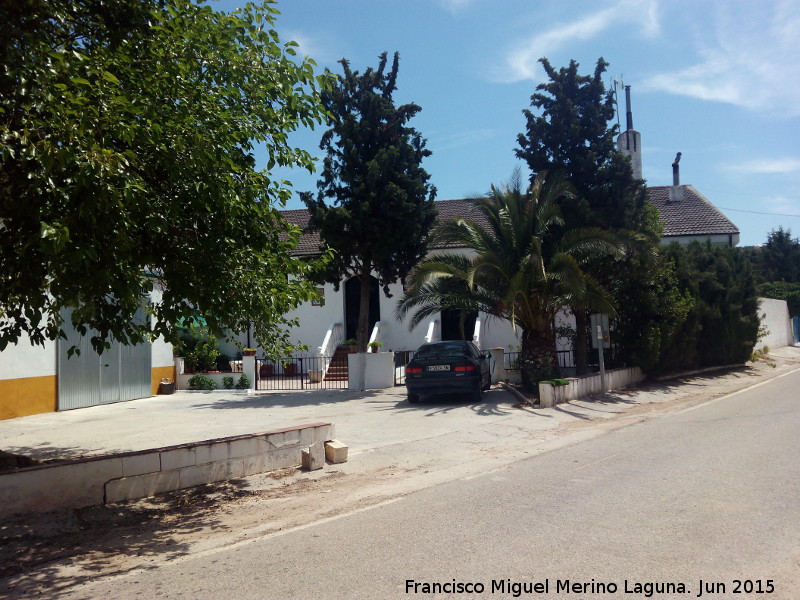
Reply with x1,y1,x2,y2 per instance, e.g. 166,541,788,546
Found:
0,422,335,517
539,366,646,408
758,297,794,350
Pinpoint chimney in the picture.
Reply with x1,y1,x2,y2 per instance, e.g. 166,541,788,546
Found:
616,85,642,179
669,152,684,203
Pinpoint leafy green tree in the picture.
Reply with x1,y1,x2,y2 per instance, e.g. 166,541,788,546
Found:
398,173,623,391
304,51,437,353
515,57,661,373
0,0,330,356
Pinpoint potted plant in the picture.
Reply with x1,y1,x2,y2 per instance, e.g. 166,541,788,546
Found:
259,362,274,378
344,338,358,352
368,341,383,352
283,362,298,376
242,348,257,357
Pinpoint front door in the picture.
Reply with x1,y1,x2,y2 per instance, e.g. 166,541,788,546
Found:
440,308,477,341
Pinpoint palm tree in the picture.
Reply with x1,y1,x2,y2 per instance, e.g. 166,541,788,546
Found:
397,172,624,391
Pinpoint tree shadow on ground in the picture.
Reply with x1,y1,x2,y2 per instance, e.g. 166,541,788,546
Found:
0,480,250,599
1,442,107,467
387,388,555,418
190,389,384,411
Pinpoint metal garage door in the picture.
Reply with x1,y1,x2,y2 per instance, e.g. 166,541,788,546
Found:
57,308,152,410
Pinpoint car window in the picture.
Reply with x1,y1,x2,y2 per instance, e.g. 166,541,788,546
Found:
415,342,470,358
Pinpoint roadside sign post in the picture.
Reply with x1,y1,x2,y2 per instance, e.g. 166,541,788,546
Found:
597,325,606,399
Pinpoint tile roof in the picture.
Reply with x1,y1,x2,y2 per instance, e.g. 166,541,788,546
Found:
647,185,739,238
282,185,739,255
282,199,487,256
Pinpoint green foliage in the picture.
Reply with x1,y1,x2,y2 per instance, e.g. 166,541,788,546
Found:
188,374,218,391
759,228,800,283
304,51,437,351
654,241,760,373
610,252,694,373
234,374,251,390
758,281,800,317
222,376,235,390
178,326,219,372
515,57,659,237
0,0,331,355
514,57,662,374
398,172,624,390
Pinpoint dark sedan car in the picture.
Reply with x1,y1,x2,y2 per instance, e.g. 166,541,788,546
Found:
405,340,491,403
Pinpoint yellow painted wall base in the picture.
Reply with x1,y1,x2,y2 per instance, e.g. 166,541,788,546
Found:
0,376,57,421
151,365,177,396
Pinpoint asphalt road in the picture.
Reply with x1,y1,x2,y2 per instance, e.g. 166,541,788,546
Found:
61,368,800,600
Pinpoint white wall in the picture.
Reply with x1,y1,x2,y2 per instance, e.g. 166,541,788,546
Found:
660,233,739,246
0,333,56,380
758,297,794,349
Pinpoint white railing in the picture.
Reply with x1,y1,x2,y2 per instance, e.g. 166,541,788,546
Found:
317,322,344,378
472,316,482,349
424,319,440,344
367,321,384,352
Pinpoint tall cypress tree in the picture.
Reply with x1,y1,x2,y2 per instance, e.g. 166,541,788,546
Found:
304,51,437,356
515,58,661,373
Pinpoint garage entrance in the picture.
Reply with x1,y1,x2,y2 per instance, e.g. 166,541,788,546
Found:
57,308,152,410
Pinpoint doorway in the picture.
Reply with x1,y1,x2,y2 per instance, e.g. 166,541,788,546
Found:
344,276,380,341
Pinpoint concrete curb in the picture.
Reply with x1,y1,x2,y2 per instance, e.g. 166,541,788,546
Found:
0,422,335,517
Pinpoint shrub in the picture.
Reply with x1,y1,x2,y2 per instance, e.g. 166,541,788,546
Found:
188,374,218,391
235,374,251,390
222,376,234,390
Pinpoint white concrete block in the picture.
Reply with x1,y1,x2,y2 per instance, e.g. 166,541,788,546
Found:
228,438,259,459
105,469,181,503
227,457,245,479
301,441,325,471
122,453,160,477
265,430,302,450
242,454,269,477
267,447,303,471
195,442,228,465
179,462,228,489
160,447,196,471
324,440,348,464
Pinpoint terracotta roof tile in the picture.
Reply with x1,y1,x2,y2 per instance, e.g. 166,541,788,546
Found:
282,186,739,255
647,185,739,237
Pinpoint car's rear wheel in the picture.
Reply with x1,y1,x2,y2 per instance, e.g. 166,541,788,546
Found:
408,393,419,404
482,373,491,391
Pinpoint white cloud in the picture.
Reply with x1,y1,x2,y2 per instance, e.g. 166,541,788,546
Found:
438,0,474,14
642,0,800,115
282,30,340,66
730,158,800,175
766,195,800,217
431,128,498,152
497,0,660,82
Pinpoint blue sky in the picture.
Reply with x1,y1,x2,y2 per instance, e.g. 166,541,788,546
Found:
217,0,800,246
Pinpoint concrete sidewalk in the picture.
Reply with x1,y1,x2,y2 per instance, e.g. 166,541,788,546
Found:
2,345,799,468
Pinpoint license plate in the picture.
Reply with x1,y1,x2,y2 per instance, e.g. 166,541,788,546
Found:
427,365,450,371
